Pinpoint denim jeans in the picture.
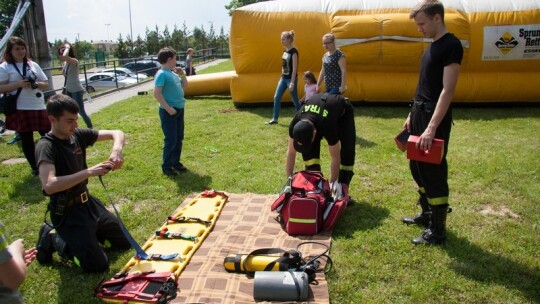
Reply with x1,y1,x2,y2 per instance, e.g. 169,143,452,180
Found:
272,76,300,121
159,107,185,170
325,87,340,94
67,90,93,128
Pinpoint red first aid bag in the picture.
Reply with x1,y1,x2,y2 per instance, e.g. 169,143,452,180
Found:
271,171,331,235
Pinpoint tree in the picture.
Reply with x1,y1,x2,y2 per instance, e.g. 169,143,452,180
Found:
225,0,270,16
170,24,184,51
0,0,23,37
115,34,129,59
162,25,171,49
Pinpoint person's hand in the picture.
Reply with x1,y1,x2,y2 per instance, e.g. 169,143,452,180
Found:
174,67,184,75
403,113,411,132
89,161,115,177
288,82,295,91
109,150,124,170
166,107,177,116
18,79,31,89
339,84,348,94
24,247,37,266
330,181,343,200
315,86,320,93
417,127,435,151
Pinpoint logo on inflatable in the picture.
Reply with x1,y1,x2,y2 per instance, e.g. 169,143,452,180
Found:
494,32,518,56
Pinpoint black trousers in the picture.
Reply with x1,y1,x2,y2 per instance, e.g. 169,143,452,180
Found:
409,103,452,205
50,194,130,272
304,100,356,185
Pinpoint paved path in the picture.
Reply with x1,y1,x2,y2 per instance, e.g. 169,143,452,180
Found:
85,59,228,115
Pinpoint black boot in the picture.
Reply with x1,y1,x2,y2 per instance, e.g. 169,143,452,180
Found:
412,204,448,245
36,224,67,264
402,191,430,227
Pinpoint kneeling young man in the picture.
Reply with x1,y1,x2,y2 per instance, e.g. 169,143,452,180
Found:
34,94,130,272
286,93,356,196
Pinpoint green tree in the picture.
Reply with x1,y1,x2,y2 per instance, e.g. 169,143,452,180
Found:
133,34,145,57
162,25,171,49
171,24,184,51
115,34,129,58
0,0,23,37
225,0,270,16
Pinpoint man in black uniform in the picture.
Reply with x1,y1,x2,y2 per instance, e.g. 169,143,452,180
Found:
34,94,130,272
402,0,463,245
286,93,355,197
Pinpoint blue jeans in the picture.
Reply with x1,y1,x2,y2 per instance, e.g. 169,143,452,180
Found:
272,76,300,121
159,107,184,170
325,87,340,94
67,90,93,128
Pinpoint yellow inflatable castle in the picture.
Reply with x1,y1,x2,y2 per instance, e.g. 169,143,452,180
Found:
186,0,540,105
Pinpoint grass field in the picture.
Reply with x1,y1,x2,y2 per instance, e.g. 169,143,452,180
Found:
0,63,538,303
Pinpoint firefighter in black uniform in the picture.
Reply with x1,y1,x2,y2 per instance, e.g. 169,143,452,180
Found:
286,93,356,198
402,0,463,245
34,94,130,272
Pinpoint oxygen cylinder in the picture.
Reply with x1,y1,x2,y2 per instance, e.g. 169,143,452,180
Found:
253,271,309,301
223,254,289,272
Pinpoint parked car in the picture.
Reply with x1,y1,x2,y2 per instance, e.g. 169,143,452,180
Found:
80,72,138,92
122,60,161,76
176,60,186,68
100,67,148,80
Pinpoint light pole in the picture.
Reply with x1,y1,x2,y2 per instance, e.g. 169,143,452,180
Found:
128,0,133,40
105,23,111,41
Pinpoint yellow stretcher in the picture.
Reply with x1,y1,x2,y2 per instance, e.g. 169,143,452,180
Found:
95,190,228,303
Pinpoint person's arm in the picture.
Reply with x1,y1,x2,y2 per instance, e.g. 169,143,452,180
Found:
59,45,78,65
188,60,193,76
416,63,461,150
289,52,298,91
96,130,125,169
328,143,341,183
316,66,324,93
154,86,177,116
0,239,35,291
0,66,32,93
174,67,188,89
338,55,347,93
285,137,297,178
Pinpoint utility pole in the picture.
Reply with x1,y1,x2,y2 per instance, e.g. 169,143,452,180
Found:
22,0,54,98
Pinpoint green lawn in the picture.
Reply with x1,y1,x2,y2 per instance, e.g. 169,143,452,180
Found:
0,67,538,303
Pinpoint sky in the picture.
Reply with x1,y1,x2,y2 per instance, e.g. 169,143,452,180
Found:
42,0,232,43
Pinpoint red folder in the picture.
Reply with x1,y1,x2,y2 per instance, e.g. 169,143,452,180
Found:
394,128,410,152
406,135,444,164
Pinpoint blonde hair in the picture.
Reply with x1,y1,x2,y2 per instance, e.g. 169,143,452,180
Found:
322,33,335,42
281,30,295,42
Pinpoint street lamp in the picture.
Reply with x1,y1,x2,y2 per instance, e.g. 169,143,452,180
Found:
105,23,111,41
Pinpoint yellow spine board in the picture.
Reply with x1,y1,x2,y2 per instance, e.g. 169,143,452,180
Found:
101,192,227,304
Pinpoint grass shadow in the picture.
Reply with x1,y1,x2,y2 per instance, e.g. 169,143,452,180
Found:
168,170,213,195
10,174,45,204
445,231,540,302
332,200,390,239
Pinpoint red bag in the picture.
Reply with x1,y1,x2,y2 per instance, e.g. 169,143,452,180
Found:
323,184,349,231
271,171,330,235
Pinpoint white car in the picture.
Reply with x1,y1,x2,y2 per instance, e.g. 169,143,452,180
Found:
80,72,138,92
100,67,148,80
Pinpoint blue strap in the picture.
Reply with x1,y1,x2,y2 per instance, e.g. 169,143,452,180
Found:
99,176,178,261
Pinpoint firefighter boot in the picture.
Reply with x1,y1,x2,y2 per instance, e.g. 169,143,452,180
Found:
412,204,448,245
402,191,430,227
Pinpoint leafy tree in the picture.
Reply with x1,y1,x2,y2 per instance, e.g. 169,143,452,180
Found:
133,34,145,57
162,25,171,49
115,34,129,59
0,0,23,37
225,0,270,16
170,24,184,51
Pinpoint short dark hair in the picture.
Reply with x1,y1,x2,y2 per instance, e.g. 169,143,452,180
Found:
410,0,445,21
46,94,79,119
157,47,176,64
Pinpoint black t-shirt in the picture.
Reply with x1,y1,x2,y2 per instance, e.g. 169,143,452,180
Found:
35,128,99,193
415,33,463,103
281,47,298,79
289,93,346,149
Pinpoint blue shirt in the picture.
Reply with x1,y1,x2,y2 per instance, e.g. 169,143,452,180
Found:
154,68,185,109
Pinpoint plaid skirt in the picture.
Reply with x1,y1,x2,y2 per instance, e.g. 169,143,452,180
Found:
5,109,51,133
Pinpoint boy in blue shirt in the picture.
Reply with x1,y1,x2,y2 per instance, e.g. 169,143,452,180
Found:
154,48,189,176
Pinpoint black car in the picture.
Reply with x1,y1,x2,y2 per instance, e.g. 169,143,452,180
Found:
122,60,161,76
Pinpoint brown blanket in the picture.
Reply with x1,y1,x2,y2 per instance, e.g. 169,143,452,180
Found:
173,193,332,304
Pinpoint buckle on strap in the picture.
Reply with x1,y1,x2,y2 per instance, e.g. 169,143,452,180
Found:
80,191,88,203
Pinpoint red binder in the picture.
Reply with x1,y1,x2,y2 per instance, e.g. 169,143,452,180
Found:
406,135,444,164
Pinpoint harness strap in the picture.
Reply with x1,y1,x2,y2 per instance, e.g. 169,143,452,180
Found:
155,228,197,242
167,216,211,227
99,176,179,261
